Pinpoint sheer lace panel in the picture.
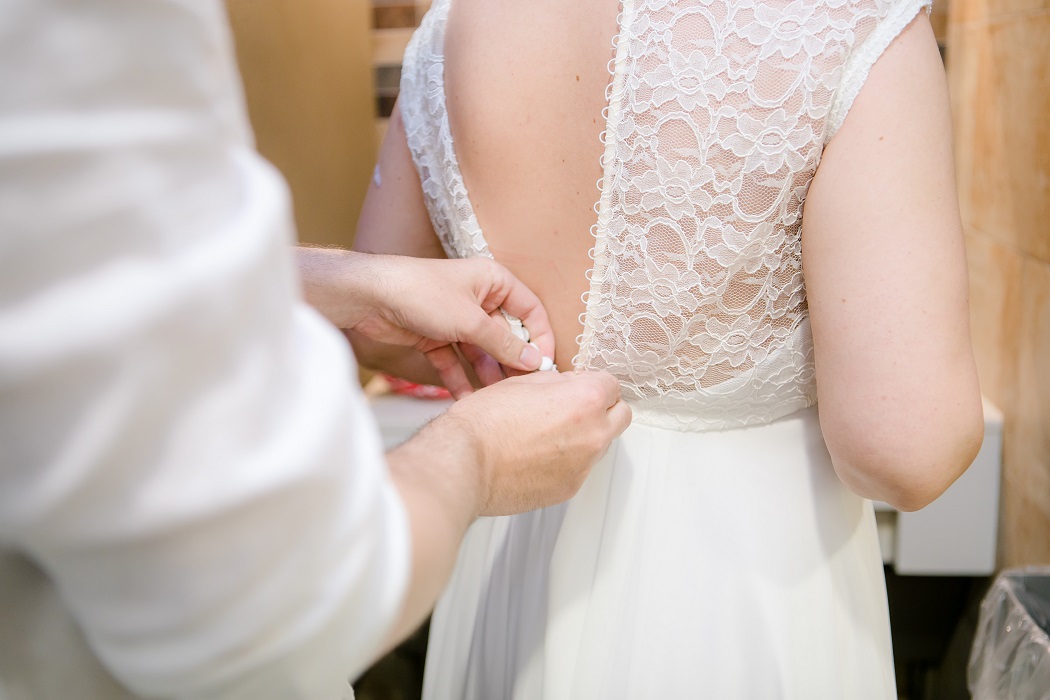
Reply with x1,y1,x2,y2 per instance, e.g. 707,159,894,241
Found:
401,0,932,431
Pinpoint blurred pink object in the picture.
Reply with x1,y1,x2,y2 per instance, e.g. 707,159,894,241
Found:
383,374,452,400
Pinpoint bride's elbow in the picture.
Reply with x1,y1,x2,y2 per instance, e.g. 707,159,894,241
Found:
825,400,985,512
876,446,978,512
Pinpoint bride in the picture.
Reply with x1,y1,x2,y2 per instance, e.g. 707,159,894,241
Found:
351,0,982,696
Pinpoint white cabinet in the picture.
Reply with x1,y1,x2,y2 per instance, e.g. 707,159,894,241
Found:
877,398,1003,576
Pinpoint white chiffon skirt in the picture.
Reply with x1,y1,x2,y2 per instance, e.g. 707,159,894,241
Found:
421,406,896,699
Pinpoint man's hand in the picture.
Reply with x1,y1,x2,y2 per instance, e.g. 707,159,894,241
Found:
381,369,631,648
298,247,554,397
442,370,631,516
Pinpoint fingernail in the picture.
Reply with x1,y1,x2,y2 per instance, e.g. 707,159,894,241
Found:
520,343,541,369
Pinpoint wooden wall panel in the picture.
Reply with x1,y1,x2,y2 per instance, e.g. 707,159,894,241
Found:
226,0,377,247
948,0,1050,568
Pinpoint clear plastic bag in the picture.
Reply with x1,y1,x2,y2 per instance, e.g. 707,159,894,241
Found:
969,567,1050,699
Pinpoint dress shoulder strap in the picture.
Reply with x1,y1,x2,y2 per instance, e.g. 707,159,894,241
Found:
826,0,933,139
398,0,492,261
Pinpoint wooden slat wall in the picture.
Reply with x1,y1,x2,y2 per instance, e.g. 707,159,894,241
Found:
370,1,430,144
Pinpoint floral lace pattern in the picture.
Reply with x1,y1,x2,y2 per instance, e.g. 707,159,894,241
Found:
400,0,931,431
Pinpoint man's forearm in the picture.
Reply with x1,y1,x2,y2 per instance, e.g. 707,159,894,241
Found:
378,413,483,653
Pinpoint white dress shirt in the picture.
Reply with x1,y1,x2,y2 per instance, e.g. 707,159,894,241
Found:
0,0,409,696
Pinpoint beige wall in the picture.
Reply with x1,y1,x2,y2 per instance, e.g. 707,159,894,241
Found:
947,0,1050,567
225,0,377,247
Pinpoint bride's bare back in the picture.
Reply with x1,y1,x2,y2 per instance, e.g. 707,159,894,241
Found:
442,0,619,369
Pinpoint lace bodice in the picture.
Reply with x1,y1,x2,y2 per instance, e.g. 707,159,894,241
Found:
400,0,931,431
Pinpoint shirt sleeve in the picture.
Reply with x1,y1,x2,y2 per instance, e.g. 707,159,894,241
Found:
0,1,409,697
825,0,934,140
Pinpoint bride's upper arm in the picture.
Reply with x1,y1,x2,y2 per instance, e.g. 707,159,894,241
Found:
347,100,447,382
353,100,446,259
801,14,982,510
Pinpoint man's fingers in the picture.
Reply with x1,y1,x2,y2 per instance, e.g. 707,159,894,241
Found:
488,309,532,378
424,346,474,400
505,368,565,385
460,308,543,372
607,399,633,437
480,262,556,361
575,370,623,409
459,343,505,387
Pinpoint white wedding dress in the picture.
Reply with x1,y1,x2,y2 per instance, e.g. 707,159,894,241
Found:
399,1,931,697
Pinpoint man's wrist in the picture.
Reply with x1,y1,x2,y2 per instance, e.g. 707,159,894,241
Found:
297,246,381,330
388,410,486,527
